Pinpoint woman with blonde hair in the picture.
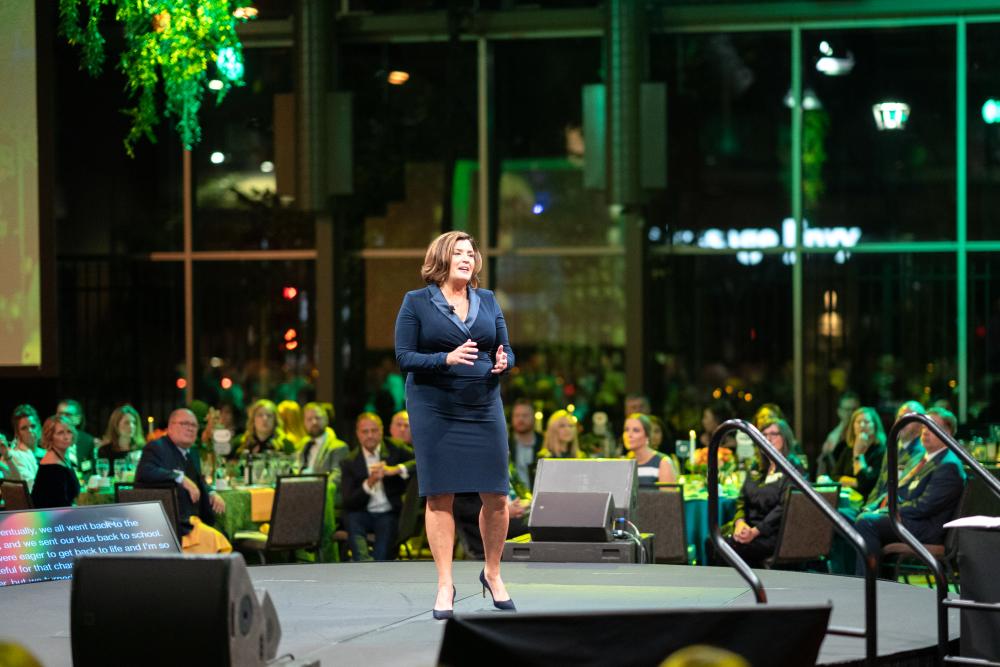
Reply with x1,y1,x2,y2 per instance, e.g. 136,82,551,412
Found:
97,404,145,477
234,399,296,458
844,406,886,499
538,410,586,460
31,415,79,508
277,400,308,448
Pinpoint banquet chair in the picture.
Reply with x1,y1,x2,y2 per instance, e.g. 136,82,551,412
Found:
233,474,327,564
0,480,32,510
880,482,972,590
634,486,687,564
116,483,181,543
762,486,839,571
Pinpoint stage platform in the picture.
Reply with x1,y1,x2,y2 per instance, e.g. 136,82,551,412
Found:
5,561,958,666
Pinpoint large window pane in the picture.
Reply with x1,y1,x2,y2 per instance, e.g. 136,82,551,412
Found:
494,39,612,248
969,255,1000,421
192,261,316,409
801,28,956,242
494,255,625,420
58,259,184,428
193,48,307,250
647,32,791,248
340,42,478,248
647,252,793,444
968,24,1000,241
803,253,956,452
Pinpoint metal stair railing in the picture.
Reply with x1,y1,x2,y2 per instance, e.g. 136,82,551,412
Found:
885,413,1000,666
708,419,878,666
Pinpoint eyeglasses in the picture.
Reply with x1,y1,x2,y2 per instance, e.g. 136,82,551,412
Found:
171,421,199,428
762,430,782,438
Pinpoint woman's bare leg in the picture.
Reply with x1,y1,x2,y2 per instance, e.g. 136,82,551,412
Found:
426,493,456,608
479,492,510,600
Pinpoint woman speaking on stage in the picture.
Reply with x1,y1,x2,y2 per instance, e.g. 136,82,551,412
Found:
394,231,515,619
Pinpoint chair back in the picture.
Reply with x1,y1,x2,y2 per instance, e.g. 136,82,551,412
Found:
942,482,975,558
634,486,687,564
0,479,32,510
116,484,181,543
395,474,423,546
769,486,839,566
266,474,327,551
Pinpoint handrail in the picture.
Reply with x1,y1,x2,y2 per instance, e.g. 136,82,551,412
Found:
708,419,878,666
885,412,1000,663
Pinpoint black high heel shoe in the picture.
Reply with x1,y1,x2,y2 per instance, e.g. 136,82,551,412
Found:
432,585,456,620
479,569,516,611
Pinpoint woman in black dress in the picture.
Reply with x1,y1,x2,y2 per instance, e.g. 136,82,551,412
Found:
32,415,81,508
395,231,515,619
723,418,805,566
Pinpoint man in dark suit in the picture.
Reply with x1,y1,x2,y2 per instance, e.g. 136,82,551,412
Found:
136,408,230,552
854,407,966,575
340,412,415,561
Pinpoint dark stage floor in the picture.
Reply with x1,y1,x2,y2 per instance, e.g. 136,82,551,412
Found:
4,561,958,666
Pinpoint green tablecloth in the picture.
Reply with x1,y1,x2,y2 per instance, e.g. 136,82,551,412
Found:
77,488,116,505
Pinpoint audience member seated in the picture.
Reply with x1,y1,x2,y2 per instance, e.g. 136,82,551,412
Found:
537,410,587,462
843,407,886,499
618,394,651,454
57,398,96,476
648,414,674,457
754,403,809,472
853,407,966,576
232,399,296,459
816,391,860,478
718,418,805,567
298,402,349,482
96,404,145,477
388,410,412,446
861,400,926,513
340,412,415,561
508,398,541,490
700,399,736,450
8,405,42,490
31,415,80,508
136,409,231,554
580,411,617,458
623,413,677,487
277,400,308,449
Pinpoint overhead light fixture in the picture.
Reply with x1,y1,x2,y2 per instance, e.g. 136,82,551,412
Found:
260,160,274,173
983,99,1000,124
816,52,855,76
783,87,823,110
872,102,910,131
387,70,410,85
208,79,224,91
210,151,225,164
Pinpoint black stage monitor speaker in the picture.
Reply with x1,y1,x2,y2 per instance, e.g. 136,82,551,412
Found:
533,458,638,519
439,604,832,667
528,491,613,543
71,553,278,667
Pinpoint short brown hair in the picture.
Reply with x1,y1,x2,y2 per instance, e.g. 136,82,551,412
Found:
420,231,483,288
927,407,957,434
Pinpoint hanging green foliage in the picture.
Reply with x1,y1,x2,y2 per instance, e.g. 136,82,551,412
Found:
59,0,255,156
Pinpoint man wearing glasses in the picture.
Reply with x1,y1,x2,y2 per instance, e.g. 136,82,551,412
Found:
136,409,230,553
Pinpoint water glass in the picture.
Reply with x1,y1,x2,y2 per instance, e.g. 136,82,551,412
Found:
96,458,110,478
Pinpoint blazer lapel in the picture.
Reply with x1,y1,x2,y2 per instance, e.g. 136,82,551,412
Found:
428,284,473,338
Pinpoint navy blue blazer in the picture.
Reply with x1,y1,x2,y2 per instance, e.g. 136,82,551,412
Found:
135,436,214,536
395,284,515,389
898,448,966,544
